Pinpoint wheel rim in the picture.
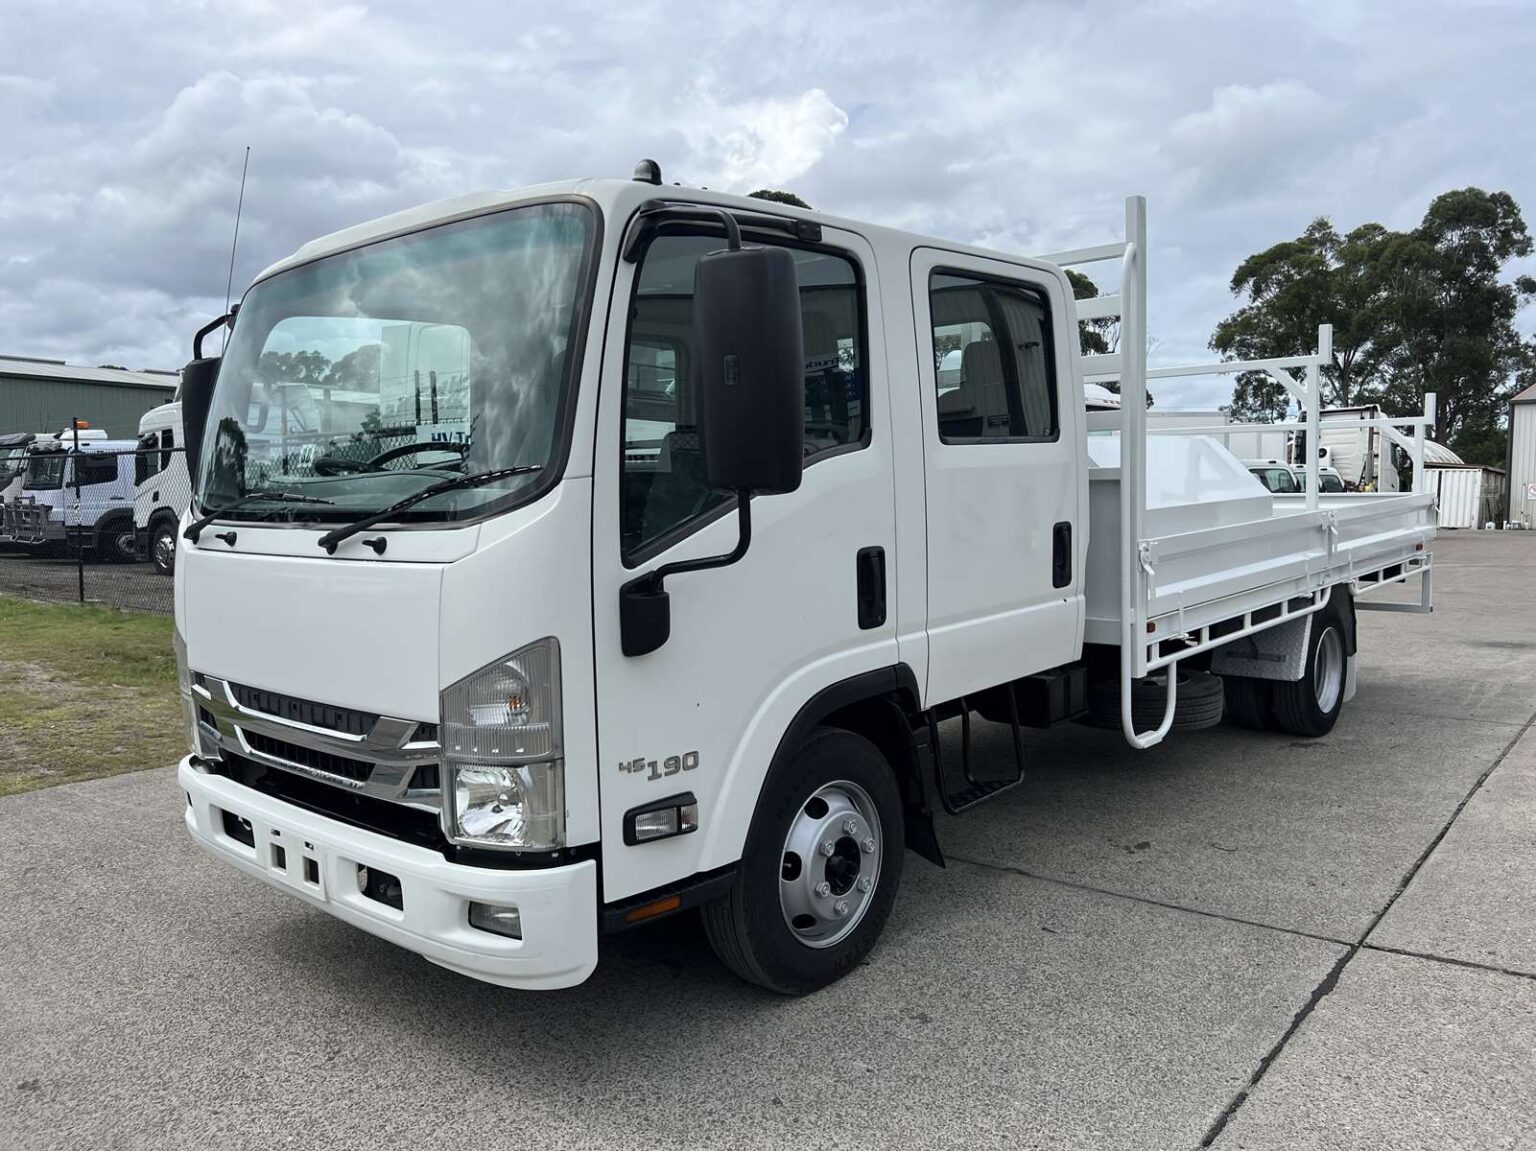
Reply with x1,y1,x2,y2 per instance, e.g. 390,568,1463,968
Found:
116,531,136,558
779,780,882,949
1314,625,1344,713
153,530,175,570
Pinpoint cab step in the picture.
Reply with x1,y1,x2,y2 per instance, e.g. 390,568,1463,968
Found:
924,691,1027,816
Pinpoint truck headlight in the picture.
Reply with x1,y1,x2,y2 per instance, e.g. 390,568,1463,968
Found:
441,639,564,851
172,626,197,756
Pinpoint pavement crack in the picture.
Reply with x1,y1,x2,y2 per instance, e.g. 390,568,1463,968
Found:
944,852,1351,948
1359,942,1536,983
1195,704,1536,1149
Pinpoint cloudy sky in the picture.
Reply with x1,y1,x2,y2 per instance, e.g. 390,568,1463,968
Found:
3,0,1534,408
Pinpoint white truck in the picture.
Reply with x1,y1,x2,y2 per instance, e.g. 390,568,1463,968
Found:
171,174,1437,995
2,429,136,557
134,400,189,575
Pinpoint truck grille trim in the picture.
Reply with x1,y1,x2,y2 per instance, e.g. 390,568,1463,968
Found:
191,675,442,813
228,682,379,737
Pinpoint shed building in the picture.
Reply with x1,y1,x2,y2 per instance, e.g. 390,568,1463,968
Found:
1511,382,1536,529
0,356,179,439
1425,465,1507,529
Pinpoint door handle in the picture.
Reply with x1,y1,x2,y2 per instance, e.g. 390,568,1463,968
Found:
856,546,886,629
1052,521,1072,588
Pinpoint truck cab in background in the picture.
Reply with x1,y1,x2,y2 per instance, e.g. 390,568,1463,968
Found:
134,401,187,575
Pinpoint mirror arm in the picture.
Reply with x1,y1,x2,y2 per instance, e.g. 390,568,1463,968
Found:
192,307,237,359
620,492,752,657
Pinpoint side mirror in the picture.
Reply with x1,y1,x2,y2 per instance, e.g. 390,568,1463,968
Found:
179,356,218,494
620,217,806,658
181,310,236,495
694,242,804,495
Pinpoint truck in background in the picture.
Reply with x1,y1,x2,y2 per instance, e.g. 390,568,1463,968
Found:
5,433,139,559
134,401,188,575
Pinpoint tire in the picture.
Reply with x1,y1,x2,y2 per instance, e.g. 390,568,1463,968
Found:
96,517,138,564
1224,675,1273,730
150,520,177,577
1271,614,1347,737
1085,669,1225,731
702,727,905,995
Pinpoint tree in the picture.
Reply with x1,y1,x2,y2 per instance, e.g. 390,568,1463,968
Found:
1363,189,1535,448
258,349,331,385
1211,188,1535,445
748,189,811,209
1068,269,1153,406
1210,218,1393,420
323,344,383,391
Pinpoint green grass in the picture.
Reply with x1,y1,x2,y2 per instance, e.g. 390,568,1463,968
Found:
0,596,183,797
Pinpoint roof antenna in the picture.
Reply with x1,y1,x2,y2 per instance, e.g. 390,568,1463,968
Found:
222,146,251,351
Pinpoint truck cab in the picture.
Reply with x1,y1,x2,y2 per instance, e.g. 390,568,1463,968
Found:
172,177,1436,995
134,401,188,575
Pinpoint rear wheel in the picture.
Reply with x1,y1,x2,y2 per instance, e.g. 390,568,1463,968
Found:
150,520,177,576
702,727,904,995
97,517,138,564
1271,616,1347,737
1223,675,1273,730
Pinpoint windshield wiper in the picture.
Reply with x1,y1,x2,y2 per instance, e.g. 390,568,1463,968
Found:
184,491,337,542
316,466,542,555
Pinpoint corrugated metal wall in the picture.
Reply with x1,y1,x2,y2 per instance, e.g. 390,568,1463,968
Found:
1429,467,1510,529
1513,403,1536,528
0,375,174,439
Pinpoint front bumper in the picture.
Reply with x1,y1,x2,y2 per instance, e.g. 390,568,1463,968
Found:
179,757,598,990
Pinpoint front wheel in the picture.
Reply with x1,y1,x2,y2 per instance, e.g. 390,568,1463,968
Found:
98,518,138,564
150,520,177,576
702,727,905,995
1271,615,1347,737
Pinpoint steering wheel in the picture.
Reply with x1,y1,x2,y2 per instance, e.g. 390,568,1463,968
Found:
367,441,470,469
310,442,470,477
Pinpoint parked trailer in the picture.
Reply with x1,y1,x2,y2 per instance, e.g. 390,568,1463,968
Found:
171,179,1436,995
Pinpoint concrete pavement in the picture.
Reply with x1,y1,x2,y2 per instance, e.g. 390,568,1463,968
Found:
1,532,1532,1149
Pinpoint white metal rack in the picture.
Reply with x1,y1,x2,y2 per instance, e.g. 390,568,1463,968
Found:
1041,197,1437,749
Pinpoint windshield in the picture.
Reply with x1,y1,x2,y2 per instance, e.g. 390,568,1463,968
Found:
24,453,66,490
198,201,597,524
0,446,28,484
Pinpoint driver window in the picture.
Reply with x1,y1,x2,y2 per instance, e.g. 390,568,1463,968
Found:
620,232,867,559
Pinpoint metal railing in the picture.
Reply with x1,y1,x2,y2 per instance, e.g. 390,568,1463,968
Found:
1042,197,1437,748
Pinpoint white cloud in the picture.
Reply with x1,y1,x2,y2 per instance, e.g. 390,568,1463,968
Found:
678,87,850,191
0,0,1532,409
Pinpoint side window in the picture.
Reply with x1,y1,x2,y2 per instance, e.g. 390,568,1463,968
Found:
160,428,174,472
75,453,119,487
620,232,866,557
135,434,158,485
930,272,1058,442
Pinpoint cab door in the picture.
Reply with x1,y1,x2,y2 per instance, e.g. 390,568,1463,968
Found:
910,248,1084,704
590,217,898,904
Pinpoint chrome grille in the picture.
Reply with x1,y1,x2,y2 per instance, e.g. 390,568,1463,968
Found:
228,682,378,737
191,675,441,810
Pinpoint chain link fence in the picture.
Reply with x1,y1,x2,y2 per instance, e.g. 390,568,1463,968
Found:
1,431,189,615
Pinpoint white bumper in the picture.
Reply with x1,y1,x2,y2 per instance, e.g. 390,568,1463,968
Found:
179,758,598,990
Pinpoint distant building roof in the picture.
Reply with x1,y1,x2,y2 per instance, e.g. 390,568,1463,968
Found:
1422,440,1465,467
0,355,178,390
1512,380,1536,405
